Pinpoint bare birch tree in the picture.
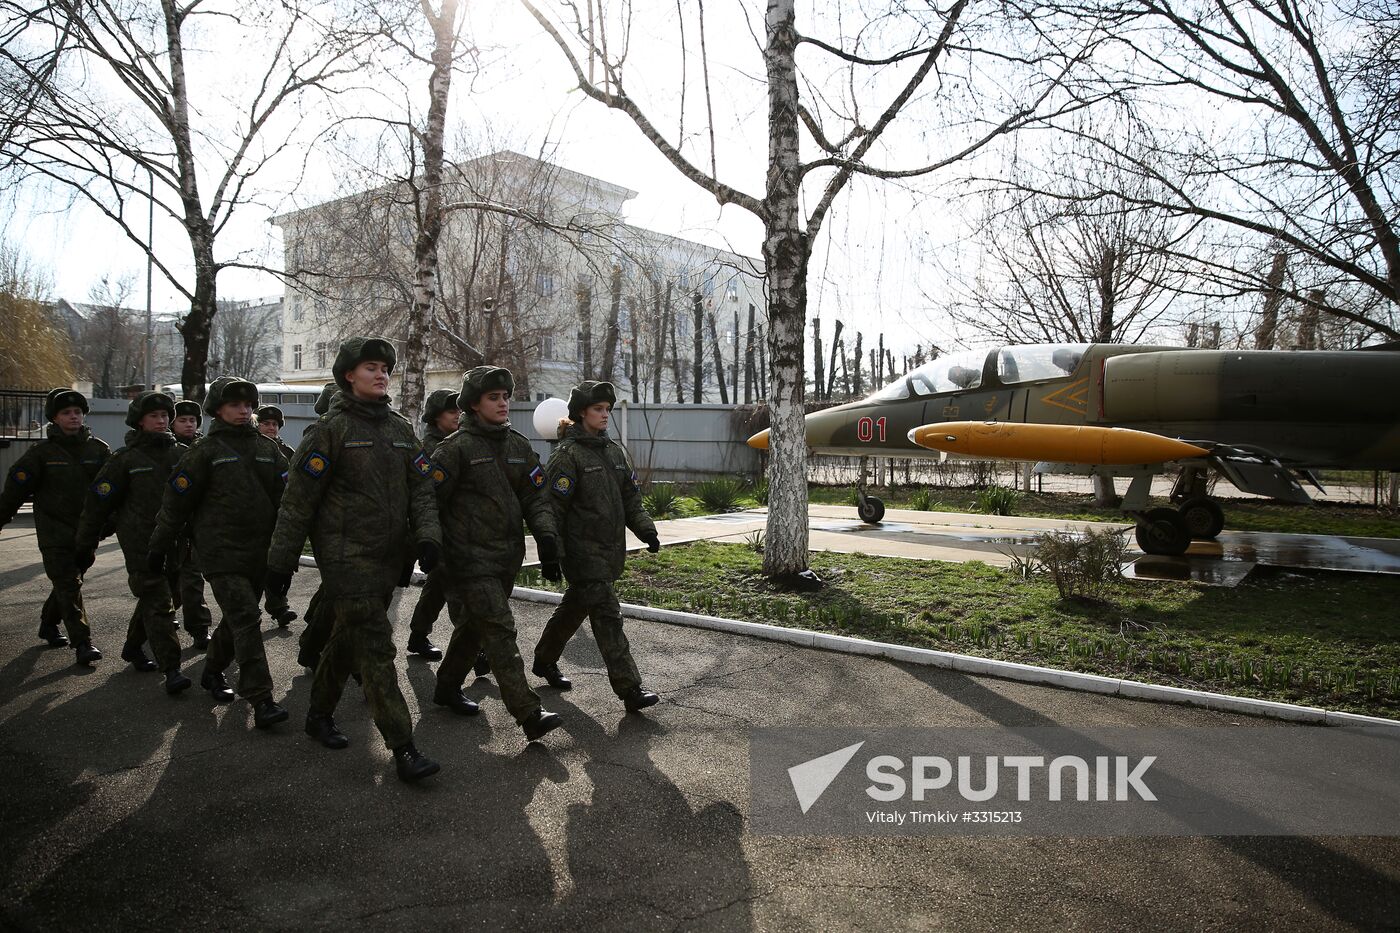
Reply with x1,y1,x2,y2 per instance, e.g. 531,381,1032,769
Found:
521,0,1100,579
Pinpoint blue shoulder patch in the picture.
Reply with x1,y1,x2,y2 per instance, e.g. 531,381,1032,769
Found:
93,480,115,499
9,465,33,486
302,451,330,478
552,475,573,497
170,471,193,494
430,462,449,486
413,452,431,476
529,465,545,489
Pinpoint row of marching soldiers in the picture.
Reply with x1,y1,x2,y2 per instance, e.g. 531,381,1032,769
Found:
0,336,663,784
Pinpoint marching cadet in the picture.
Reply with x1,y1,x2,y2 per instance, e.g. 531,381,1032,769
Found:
148,376,291,729
295,382,338,672
0,388,109,662
431,366,562,741
75,391,192,694
265,338,443,783
255,405,299,628
169,399,212,648
404,388,457,662
531,381,662,713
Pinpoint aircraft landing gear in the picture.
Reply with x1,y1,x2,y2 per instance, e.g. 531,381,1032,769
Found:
1134,507,1191,556
857,491,885,524
1178,497,1225,540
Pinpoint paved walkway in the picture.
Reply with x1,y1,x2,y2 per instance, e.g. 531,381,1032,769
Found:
2,519,1398,929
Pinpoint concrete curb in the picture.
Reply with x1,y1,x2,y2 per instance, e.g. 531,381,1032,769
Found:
506,585,1400,730
293,555,1398,729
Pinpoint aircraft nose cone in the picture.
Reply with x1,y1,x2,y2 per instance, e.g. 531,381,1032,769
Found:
747,428,770,450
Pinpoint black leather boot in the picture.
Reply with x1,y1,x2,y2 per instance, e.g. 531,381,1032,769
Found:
531,659,572,690
190,630,210,650
121,641,158,672
271,608,298,628
305,712,349,749
296,644,320,672
74,642,102,666
623,687,660,712
522,709,563,742
432,685,480,716
406,633,443,661
201,668,235,703
392,743,440,782
164,669,192,694
473,652,492,677
38,621,69,648
253,698,289,729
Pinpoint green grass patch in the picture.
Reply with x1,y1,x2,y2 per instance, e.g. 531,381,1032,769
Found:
518,540,1400,719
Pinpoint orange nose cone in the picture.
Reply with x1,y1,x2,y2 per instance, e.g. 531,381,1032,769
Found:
747,428,770,450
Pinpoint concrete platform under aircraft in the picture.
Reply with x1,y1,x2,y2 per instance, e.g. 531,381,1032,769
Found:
648,506,1400,587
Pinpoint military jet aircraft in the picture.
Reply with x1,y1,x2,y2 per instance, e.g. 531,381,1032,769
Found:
747,343,1400,554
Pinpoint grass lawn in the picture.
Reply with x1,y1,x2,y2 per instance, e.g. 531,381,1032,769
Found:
517,540,1400,719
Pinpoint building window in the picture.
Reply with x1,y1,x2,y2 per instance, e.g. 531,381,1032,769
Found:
679,273,690,290
292,299,304,323
726,281,739,301
541,334,554,359
536,273,555,297
576,331,586,362
293,344,303,370
316,342,327,369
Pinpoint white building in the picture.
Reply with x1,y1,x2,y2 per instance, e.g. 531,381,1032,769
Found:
273,151,766,403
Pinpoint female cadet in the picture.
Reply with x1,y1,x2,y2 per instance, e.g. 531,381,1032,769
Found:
531,380,662,713
265,338,443,783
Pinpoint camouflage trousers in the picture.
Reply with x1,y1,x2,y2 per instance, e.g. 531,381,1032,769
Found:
204,573,275,704
169,538,212,636
40,546,92,644
125,570,182,672
310,593,413,750
299,585,330,658
534,580,641,698
409,567,447,638
441,575,541,724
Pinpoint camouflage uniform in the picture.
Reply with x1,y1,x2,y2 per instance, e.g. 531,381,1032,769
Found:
0,389,110,652
255,405,298,626
432,368,557,723
408,388,460,653
169,401,211,642
296,384,340,668
150,379,289,706
76,393,184,674
534,383,658,700
267,345,441,752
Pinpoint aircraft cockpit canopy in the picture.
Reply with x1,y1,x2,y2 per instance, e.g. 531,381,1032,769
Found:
868,342,1090,401
995,343,1088,384
870,348,987,401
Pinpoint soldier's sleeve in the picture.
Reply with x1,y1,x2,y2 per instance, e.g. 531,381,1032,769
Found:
0,446,44,527
544,443,579,517
267,423,333,573
430,437,461,507
615,442,657,540
517,442,558,542
75,456,128,552
404,429,441,548
270,438,290,508
149,445,208,556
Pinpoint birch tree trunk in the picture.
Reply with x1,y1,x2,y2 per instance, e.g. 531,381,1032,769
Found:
599,264,622,381
760,0,810,576
401,0,459,423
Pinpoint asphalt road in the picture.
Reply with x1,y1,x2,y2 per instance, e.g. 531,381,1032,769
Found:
2,518,1398,931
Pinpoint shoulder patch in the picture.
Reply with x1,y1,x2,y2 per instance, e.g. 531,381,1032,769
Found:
302,452,330,478
170,471,193,494
552,475,573,496
630,470,641,490
430,463,449,486
412,452,431,476
10,466,32,486
529,465,545,489
94,480,114,499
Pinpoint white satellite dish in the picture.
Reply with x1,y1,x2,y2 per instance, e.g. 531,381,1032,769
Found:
532,397,569,438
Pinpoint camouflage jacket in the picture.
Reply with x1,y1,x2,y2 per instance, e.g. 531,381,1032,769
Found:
545,423,656,583
149,419,288,578
77,429,184,572
432,417,556,582
272,437,295,462
421,425,449,458
0,425,110,550
267,393,441,597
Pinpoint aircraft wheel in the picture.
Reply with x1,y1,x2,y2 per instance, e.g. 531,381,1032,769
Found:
1136,507,1191,556
858,496,886,524
1178,497,1225,539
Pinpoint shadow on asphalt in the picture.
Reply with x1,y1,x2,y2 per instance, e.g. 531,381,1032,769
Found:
905,665,1400,928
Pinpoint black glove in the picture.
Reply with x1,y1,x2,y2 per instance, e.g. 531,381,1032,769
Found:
540,560,563,583
537,536,559,564
643,533,661,553
417,540,439,574
75,549,96,572
146,550,166,574
398,559,414,588
265,568,294,603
